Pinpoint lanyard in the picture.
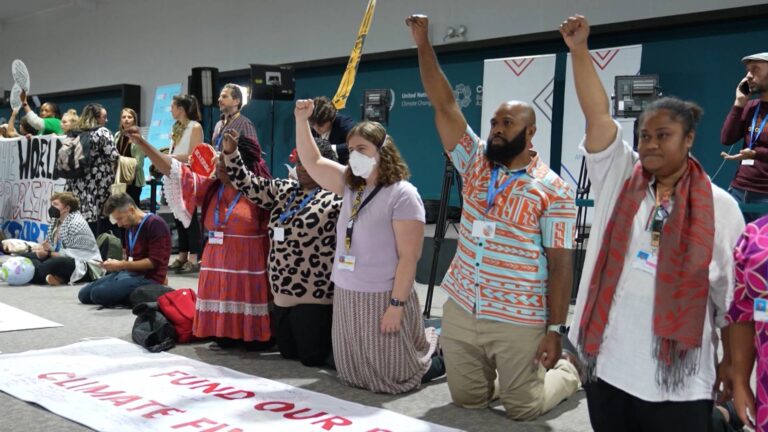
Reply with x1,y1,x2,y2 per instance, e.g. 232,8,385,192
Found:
214,185,242,230
486,166,525,214
127,214,150,258
345,185,383,251
215,134,224,152
647,186,672,254
279,187,320,224
215,114,240,151
750,103,768,149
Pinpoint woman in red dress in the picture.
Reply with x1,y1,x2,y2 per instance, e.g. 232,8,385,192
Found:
125,127,272,349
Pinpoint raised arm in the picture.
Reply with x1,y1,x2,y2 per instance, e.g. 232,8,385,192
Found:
221,129,280,210
124,126,173,176
560,15,617,153
407,15,467,152
6,109,19,138
294,100,346,196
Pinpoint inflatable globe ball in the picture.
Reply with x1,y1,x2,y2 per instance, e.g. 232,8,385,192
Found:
0,256,35,285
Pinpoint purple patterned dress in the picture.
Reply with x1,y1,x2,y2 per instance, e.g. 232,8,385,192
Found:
727,215,768,431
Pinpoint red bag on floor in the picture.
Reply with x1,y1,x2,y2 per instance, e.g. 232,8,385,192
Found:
158,288,197,343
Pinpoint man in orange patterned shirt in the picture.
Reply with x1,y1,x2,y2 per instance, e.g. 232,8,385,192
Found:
408,14,580,421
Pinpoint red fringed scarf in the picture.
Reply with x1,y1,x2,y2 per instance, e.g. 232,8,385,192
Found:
578,157,714,389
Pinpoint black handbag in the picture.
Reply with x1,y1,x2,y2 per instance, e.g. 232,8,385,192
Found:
131,302,177,353
128,284,175,307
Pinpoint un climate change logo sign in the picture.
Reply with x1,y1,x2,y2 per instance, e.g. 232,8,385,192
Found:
453,84,472,109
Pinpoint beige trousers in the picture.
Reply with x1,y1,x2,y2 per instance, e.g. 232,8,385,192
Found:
441,299,580,421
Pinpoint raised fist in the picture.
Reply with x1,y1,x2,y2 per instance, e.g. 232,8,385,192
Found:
222,129,239,154
294,99,315,121
123,126,141,140
406,14,430,46
559,15,590,50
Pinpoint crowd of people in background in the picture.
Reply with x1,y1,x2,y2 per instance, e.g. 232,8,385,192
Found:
3,11,768,432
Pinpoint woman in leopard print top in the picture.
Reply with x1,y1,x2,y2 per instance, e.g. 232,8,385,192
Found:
224,136,341,367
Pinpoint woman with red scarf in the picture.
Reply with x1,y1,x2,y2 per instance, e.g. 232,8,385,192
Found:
562,15,745,431
125,127,272,350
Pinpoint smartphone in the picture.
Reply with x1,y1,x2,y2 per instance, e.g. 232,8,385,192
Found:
740,81,751,96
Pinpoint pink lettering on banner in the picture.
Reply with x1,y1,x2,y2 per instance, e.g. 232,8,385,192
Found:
36,371,188,423
171,418,244,432
37,372,75,381
34,369,403,431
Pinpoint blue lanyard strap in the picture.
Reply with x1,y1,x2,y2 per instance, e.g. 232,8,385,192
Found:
486,166,525,213
214,185,242,230
750,103,768,149
279,187,320,224
127,214,150,258
215,134,224,152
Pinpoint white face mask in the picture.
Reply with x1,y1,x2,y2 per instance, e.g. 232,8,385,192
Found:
349,150,377,179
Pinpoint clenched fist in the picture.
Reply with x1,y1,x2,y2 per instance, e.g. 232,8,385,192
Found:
406,14,430,46
294,99,315,121
222,129,239,154
559,15,590,50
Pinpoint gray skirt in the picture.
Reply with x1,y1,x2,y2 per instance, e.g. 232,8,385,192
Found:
332,286,439,394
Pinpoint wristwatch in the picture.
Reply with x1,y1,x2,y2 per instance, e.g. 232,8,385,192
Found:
547,324,568,335
389,298,406,307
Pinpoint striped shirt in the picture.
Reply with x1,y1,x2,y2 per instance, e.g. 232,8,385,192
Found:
441,126,576,326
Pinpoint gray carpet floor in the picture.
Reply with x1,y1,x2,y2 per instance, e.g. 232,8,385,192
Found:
0,267,592,432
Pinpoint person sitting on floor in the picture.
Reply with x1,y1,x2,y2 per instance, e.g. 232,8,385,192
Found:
20,192,103,286
78,193,171,307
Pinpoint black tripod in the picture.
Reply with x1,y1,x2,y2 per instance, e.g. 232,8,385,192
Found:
423,154,463,318
571,155,591,302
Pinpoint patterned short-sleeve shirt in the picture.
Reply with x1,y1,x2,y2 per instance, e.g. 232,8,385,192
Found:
441,126,576,326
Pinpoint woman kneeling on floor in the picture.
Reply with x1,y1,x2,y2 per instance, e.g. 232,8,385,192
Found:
222,133,342,367
21,192,104,285
125,126,273,350
294,99,444,394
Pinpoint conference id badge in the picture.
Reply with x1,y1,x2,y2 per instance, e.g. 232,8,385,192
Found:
472,220,497,239
631,250,657,275
337,255,356,272
273,228,285,242
208,231,224,245
754,298,768,322
743,159,756,166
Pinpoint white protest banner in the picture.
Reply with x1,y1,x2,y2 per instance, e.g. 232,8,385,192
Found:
0,302,62,332
0,339,462,432
481,54,557,166
0,135,66,243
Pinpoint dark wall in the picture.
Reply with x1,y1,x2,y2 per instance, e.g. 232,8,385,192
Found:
208,16,768,204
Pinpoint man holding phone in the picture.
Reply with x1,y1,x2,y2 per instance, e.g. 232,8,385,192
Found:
78,193,171,307
721,52,768,221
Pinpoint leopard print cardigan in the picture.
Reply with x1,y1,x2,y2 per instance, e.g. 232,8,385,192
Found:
224,151,342,307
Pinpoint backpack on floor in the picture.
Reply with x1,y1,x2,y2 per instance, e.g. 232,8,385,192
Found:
131,302,176,353
129,284,174,308
55,133,92,179
158,288,197,343
96,232,123,261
